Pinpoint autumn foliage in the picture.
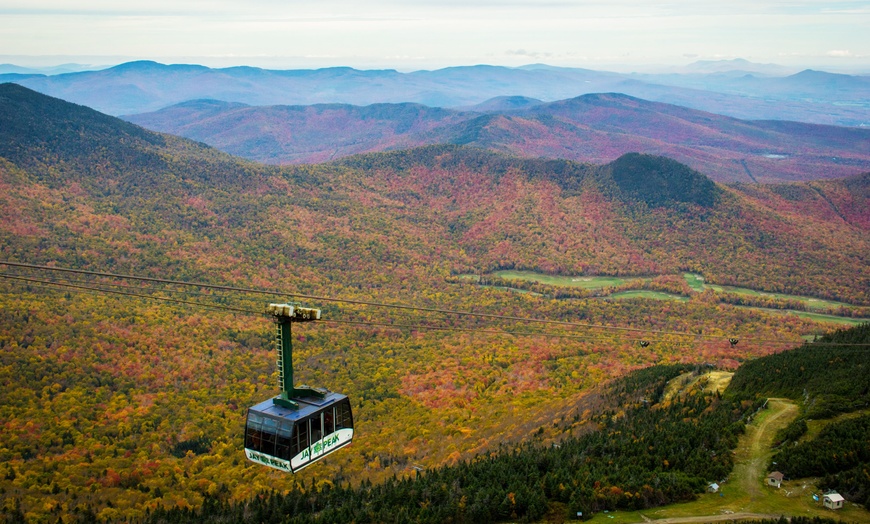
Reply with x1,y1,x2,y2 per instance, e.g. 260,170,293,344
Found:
0,84,868,521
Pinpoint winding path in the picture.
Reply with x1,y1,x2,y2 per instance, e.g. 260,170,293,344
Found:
737,399,798,502
634,398,799,524
639,512,780,524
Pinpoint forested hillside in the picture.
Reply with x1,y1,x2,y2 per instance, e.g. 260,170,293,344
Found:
140,364,756,523
729,324,870,508
339,146,869,304
1,84,868,521
727,324,870,417
133,327,870,524
3,84,869,303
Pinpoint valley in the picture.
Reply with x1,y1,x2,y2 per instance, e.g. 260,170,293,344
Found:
0,82,868,522
116,328,870,522
458,271,870,325
3,0,869,519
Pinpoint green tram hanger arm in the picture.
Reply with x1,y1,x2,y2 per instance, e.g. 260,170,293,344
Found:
266,303,327,410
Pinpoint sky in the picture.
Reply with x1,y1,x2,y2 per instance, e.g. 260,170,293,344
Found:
1,0,869,72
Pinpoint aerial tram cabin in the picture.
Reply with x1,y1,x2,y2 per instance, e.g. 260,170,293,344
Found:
244,304,354,473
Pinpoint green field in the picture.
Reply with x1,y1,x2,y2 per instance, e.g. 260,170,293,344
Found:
737,307,867,326
683,273,856,311
497,271,860,310
607,290,688,301
460,271,866,326
683,272,707,292
492,270,645,289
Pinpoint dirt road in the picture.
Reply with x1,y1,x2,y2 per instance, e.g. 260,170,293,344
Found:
632,398,799,524
736,399,798,502
638,512,780,524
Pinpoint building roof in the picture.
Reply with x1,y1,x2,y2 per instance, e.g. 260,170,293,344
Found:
767,471,784,480
825,493,845,503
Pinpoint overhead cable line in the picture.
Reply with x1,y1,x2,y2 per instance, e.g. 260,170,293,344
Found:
0,273,258,315
4,272,867,348
0,273,691,344
2,271,265,304
0,271,489,328
1,262,866,348
325,318,655,343
0,261,744,339
0,274,614,347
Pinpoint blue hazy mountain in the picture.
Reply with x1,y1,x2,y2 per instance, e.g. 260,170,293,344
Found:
7,60,869,126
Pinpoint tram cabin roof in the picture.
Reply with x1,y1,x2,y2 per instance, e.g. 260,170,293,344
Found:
248,391,349,420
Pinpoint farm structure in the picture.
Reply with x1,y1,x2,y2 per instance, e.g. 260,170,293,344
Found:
767,471,784,488
823,492,844,510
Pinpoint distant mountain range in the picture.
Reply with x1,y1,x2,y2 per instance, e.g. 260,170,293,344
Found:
0,62,107,75
124,93,870,183
3,60,869,126
660,58,798,75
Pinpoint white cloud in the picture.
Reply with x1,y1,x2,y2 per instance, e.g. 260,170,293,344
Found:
0,0,868,69
505,49,553,59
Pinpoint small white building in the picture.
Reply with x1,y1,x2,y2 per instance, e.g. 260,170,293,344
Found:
767,471,784,488
823,493,845,510
708,483,720,493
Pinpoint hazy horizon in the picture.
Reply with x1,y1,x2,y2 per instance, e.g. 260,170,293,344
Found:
2,1,869,74
2,55,869,77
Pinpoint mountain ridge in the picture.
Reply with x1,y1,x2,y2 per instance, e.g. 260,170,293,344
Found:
124,90,870,183
7,60,869,126
2,84,868,303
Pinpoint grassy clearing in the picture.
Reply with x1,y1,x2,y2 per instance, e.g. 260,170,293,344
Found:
496,271,861,313
662,371,732,404
736,307,867,327
683,273,856,311
715,286,852,311
782,310,867,326
584,397,870,524
703,371,733,395
684,273,707,292
455,274,543,295
492,270,645,289
608,290,688,301
462,271,865,325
